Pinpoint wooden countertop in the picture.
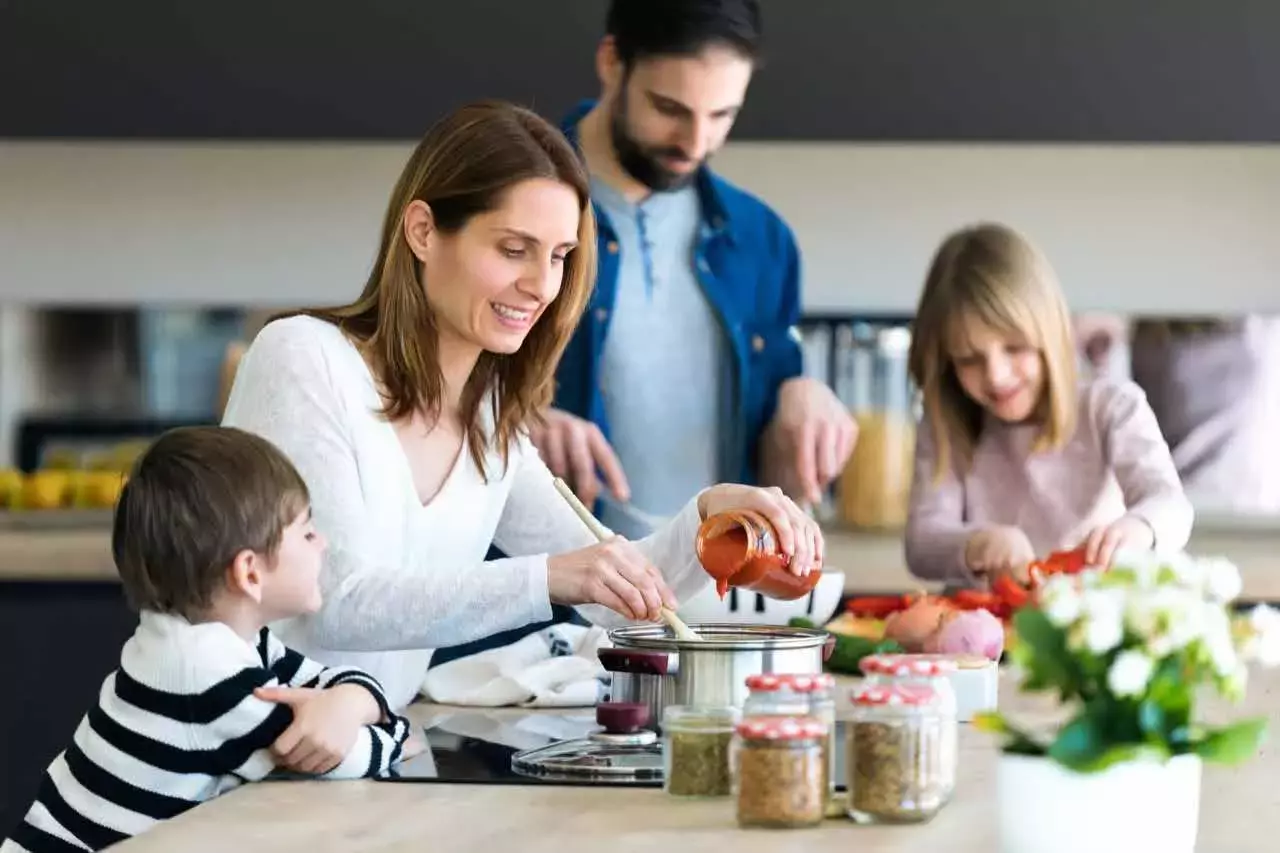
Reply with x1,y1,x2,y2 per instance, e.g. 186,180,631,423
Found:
5,521,1280,599
108,670,1280,853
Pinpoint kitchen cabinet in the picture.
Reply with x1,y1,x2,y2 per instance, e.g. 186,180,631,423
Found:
2,0,1277,142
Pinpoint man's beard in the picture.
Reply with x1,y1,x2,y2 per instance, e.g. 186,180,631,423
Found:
609,95,702,192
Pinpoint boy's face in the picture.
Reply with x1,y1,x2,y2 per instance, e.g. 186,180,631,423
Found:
261,507,327,620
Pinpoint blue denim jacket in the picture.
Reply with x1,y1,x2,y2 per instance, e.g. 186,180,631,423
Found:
554,100,805,486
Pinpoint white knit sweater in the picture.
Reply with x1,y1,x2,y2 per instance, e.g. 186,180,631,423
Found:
221,316,710,710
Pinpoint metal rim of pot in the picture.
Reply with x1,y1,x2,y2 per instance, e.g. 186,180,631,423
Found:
606,622,832,652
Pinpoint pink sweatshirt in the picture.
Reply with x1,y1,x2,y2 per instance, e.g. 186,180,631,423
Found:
904,378,1194,583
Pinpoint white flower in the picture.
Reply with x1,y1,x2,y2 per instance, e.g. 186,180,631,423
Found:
1072,587,1126,654
1199,604,1238,676
1201,557,1243,603
1162,551,1206,590
1240,605,1280,667
1222,660,1249,702
1108,649,1155,698
1039,575,1083,627
1112,547,1163,587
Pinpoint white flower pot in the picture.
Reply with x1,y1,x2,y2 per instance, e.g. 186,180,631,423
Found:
998,752,1202,853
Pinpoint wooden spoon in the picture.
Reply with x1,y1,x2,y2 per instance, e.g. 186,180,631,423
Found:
551,477,704,642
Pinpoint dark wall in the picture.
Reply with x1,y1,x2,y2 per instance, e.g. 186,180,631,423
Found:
2,0,1277,142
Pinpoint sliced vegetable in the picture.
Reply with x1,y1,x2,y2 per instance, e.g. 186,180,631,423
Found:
993,574,1032,610
844,595,910,619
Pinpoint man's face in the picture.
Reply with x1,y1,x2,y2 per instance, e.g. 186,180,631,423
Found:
608,44,753,191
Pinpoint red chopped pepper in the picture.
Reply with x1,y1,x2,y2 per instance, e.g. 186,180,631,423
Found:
992,574,1032,610
845,595,911,619
1029,547,1088,579
951,589,1002,611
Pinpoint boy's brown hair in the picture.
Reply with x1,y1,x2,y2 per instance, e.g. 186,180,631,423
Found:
112,426,310,618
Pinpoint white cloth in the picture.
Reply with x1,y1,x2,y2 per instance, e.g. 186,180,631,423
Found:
221,315,711,711
421,624,611,708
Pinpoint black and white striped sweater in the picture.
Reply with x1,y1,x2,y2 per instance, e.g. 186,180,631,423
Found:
2,611,413,852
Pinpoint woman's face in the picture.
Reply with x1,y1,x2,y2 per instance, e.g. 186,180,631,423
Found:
408,177,581,355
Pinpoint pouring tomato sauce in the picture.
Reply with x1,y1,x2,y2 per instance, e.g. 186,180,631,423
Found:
695,510,822,601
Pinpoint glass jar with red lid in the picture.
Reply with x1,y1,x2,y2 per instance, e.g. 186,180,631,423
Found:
733,715,828,829
859,653,958,717
742,673,837,795
844,683,956,824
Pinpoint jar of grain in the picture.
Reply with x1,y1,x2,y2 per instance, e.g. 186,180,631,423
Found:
844,683,957,824
662,705,739,797
742,673,838,796
836,324,916,530
734,715,828,829
859,653,959,787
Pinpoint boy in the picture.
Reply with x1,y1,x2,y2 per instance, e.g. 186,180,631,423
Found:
3,426,417,853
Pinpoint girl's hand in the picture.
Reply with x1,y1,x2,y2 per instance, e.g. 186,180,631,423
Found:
697,484,823,576
1080,515,1155,568
965,526,1036,584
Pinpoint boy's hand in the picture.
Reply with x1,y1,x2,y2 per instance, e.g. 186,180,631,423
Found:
965,526,1036,584
254,684,381,775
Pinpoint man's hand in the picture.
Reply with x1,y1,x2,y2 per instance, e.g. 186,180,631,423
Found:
253,684,381,775
760,377,857,506
529,408,630,508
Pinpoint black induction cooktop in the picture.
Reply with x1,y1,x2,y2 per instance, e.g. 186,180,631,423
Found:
377,709,657,788
376,708,848,790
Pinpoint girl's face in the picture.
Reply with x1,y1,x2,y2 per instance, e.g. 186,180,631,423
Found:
949,315,1045,424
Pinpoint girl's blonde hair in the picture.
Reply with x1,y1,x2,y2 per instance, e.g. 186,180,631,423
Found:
907,222,1078,481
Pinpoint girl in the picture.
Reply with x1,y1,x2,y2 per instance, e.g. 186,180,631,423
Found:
903,222,1193,585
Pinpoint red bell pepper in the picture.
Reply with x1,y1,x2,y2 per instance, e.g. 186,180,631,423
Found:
950,589,1002,611
992,574,1032,611
845,595,911,619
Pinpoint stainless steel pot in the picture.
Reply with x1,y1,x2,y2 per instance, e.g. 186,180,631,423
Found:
599,623,834,728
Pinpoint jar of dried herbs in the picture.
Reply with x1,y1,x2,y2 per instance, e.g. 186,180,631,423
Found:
859,653,958,787
844,683,957,824
662,705,739,797
742,673,837,796
734,715,828,829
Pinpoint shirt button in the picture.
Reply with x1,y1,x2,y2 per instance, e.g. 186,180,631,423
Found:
606,241,619,254
751,334,766,353
594,307,608,322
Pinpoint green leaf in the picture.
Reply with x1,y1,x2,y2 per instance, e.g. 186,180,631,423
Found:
1193,717,1269,766
1090,742,1168,772
1048,712,1107,770
1011,608,1079,698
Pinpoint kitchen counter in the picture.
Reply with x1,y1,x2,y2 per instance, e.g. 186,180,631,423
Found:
107,670,1280,853
4,521,1279,598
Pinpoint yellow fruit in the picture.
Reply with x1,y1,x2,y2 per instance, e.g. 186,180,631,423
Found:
0,469,22,508
86,471,125,508
23,471,70,509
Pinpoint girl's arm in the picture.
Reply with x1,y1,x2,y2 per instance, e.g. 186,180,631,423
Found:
1098,380,1195,551
903,422,976,583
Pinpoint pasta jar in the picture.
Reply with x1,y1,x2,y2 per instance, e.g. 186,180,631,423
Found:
742,673,838,796
844,683,957,824
734,715,828,829
695,510,823,601
662,705,739,797
859,653,958,784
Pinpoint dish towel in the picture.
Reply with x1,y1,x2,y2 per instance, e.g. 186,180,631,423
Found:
420,624,611,708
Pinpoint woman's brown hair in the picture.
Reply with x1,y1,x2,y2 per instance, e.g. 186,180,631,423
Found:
279,100,597,478
908,222,1079,481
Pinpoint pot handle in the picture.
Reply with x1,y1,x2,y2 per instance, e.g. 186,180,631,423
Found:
822,632,836,662
598,647,672,676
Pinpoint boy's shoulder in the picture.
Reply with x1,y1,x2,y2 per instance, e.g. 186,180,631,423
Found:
121,611,269,694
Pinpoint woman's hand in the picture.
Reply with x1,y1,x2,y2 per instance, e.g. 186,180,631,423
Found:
547,538,677,622
1079,515,1154,569
965,526,1036,584
697,484,823,576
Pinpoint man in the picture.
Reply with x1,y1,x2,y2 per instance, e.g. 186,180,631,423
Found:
533,0,856,538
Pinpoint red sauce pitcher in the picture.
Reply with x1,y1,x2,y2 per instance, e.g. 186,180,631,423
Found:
695,509,822,601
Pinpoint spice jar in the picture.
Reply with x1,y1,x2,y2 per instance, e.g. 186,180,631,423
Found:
695,510,823,601
859,653,958,784
662,705,739,797
734,715,828,829
845,684,956,824
742,673,837,796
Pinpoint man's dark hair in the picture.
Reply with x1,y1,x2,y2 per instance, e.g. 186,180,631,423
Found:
112,425,310,619
605,0,763,66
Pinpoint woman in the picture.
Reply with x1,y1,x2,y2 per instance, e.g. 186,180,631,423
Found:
222,101,821,711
